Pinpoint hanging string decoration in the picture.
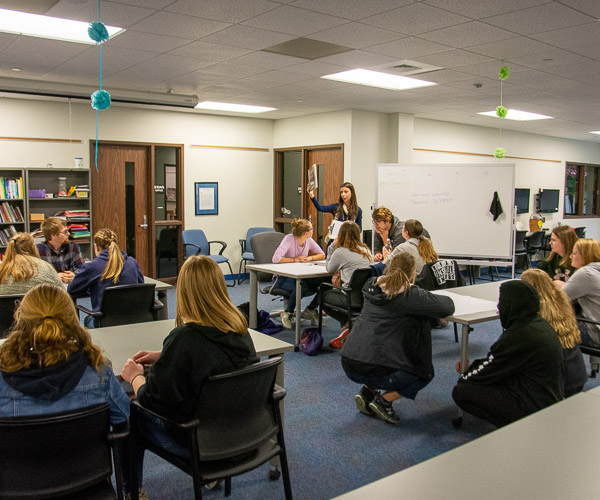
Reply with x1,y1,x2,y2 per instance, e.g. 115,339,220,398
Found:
494,64,510,158
89,0,111,169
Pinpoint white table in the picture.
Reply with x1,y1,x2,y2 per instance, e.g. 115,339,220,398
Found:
247,262,332,349
144,276,173,320
449,258,515,284
334,392,600,500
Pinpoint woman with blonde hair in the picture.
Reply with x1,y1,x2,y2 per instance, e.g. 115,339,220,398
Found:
537,225,578,281
340,253,454,424
121,256,258,478
382,219,437,274
0,233,62,295
0,283,129,422
521,268,586,397
68,228,143,326
272,218,326,329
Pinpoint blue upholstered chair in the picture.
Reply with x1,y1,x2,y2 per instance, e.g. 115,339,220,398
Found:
238,227,275,284
182,229,235,287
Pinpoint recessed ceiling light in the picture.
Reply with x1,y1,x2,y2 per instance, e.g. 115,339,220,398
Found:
11,68,21,72
478,109,553,121
589,131,600,135
321,68,436,91
0,8,124,44
195,101,277,113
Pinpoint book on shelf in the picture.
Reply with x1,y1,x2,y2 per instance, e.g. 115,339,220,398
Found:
0,202,22,223
0,177,23,200
0,225,18,245
30,213,45,222
70,232,91,239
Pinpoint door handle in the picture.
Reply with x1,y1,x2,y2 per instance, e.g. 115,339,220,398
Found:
139,215,148,229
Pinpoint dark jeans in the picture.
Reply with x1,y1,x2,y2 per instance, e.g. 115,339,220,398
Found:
344,368,430,400
276,276,327,313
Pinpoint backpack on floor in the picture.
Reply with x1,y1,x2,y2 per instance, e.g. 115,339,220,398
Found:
300,328,323,356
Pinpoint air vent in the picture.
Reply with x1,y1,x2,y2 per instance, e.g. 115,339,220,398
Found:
373,60,444,76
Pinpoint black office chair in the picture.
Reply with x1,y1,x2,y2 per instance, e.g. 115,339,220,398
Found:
0,403,128,500
130,357,292,500
525,230,544,266
574,226,586,239
156,227,179,277
318,267,373,334
576,316,600,377
76,283,163,328
0,293,24,337
514,230,529,271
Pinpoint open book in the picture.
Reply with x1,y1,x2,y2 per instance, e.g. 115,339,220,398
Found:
308,164,318,191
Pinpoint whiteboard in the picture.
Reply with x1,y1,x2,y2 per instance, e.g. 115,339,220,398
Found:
377,163,515,259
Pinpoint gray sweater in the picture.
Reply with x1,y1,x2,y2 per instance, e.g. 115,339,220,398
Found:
0,259,63,295
562,262,600,344
326,245,372,287
388,238,425,274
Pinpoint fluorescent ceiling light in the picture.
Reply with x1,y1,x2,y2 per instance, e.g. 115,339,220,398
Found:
195,101,277,113
0,8,124,44
478,109,553,121
321,68,436,90
589,131,600,135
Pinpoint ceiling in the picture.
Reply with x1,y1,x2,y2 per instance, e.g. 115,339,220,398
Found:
2,0,600,143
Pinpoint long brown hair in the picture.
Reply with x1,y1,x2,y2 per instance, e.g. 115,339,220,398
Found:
176,255,248,334
94,229,124,284
0,233,40,284
0,284,105,372
337,222,372,262
546,225,578,268
335,182,359,222
404,219,438,263
377,253,416,298
521,268,581,348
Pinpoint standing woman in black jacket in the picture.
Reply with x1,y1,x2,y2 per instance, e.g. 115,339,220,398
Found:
341,253,455,425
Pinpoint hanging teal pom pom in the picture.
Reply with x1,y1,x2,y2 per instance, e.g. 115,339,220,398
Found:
496,105,507,118
494,147,506,158
499,66,510,80
91,90,111,110
88,21,109,43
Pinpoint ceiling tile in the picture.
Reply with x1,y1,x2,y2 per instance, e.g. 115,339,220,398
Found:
283,60,351,76
129,11,230,39
422,0,551,19
241,5,347,36
532,22,600,48
0,32,17,51
309,22,402,49
226,51,307,69
165,0,280,23
201,60,270,78
168,41,252,61
104,0,173,8
289,0,410,21
507,49,592,69
547,60,600,83
45,0,156,28
5,35,90,57
0,49,74,73
415,49,494,68
199,25,294,49
419,21,516,48
160,71,231,90
557,0,600,18
467,36,555,58
568,42,600,61
457,60,529,78
106,30,192,53
244,70,315,84
316,49,399,67
365,37,453,59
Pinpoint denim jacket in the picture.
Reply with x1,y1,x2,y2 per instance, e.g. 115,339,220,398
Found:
0,364,130,424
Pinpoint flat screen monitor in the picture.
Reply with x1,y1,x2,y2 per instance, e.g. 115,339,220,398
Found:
515,188,530,214
538,189,560,213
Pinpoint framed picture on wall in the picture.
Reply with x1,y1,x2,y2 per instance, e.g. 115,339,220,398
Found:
195,182,218,215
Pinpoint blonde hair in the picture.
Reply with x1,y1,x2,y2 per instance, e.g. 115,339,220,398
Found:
337,222,372,262
0,233,41,284
521,268,581,348
0,284,105,372
546,226,578,268
372,206,393,223
404,219,438,264
291,218,312,237
40,217,66,242
377,253,416,298
176,255,248,334
94,229,123,284
574,238,600,266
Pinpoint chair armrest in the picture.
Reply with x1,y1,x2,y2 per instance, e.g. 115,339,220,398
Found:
183,242,202,255
130,400,200,430
319,281,346,293
153,299,164,311
108,420,130,441
239,239,246,253
576,316,600,326
272,384,286,403
75,303,102,318
209,240,228,256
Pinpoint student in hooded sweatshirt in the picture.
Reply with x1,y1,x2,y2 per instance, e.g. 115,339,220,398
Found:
452,280,564,428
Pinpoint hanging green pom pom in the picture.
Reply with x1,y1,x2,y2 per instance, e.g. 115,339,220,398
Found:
88,21,109,43
91,89,111,110
496,105,507,118
499,66,510,80
494,147,506,158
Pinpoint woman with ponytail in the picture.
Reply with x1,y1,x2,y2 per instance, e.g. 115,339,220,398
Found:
340,253,454,425
0,283,129,423
382,219,437,275
68,228,143,326
0,233,62,295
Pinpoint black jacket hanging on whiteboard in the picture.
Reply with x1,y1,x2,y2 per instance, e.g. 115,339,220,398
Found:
489,191,503,221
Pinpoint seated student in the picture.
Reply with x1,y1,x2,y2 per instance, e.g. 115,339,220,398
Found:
0,233,62,295
121,256,258,490
371,207,431,262
36,217,84,284
382,219,437,275
68,229,144,327
272,218,326,329
341,253,454,425
537,225,578,282
0,283,129,423
324,221,373,348
452,281,564,428
522,269,586,398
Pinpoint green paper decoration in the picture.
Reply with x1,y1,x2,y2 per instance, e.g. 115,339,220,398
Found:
494,147,506,158
496,105,507,118
499,66,510,80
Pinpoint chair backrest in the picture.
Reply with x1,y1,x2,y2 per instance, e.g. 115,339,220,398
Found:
0,403,114,499
194,357,282,461
527,230,544,250
182,229,209,258
415,260,465,291
251,232,285,282
245,227,275,255
157,227,178,258
347,268,374,309
0,294,24,338
100,283,157,327
515,230,527,253
574,226,586,239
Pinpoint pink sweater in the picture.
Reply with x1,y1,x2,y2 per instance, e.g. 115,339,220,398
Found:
272,234,322,263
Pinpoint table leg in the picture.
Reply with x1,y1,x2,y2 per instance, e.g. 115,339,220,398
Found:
249,270,258,329
156,290,168,320
456,323,471,422
295,278,302,349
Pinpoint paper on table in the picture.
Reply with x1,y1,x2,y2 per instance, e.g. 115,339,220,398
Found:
432,290,498,317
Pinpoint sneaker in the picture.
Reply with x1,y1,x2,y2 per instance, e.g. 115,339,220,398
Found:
368,395,400,424
329,328,350,349
205,480,222,490
301,307,319,325
280,311,293,329
125,489,149,500
354,386,376,416
440,319,449,328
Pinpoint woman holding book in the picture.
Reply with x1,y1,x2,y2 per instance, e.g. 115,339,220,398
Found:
307,181,362,230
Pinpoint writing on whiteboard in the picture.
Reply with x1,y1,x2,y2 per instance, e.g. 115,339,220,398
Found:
410,191,453,206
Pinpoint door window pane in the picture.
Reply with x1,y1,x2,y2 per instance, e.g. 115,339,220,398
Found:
125,162,135,257
583,165,598,216
155,146,178,221
280,151,302,219
155,225,179,278
564,165,579,216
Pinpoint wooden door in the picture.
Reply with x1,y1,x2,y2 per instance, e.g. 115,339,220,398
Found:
305,147,344,249
92,144,152,276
